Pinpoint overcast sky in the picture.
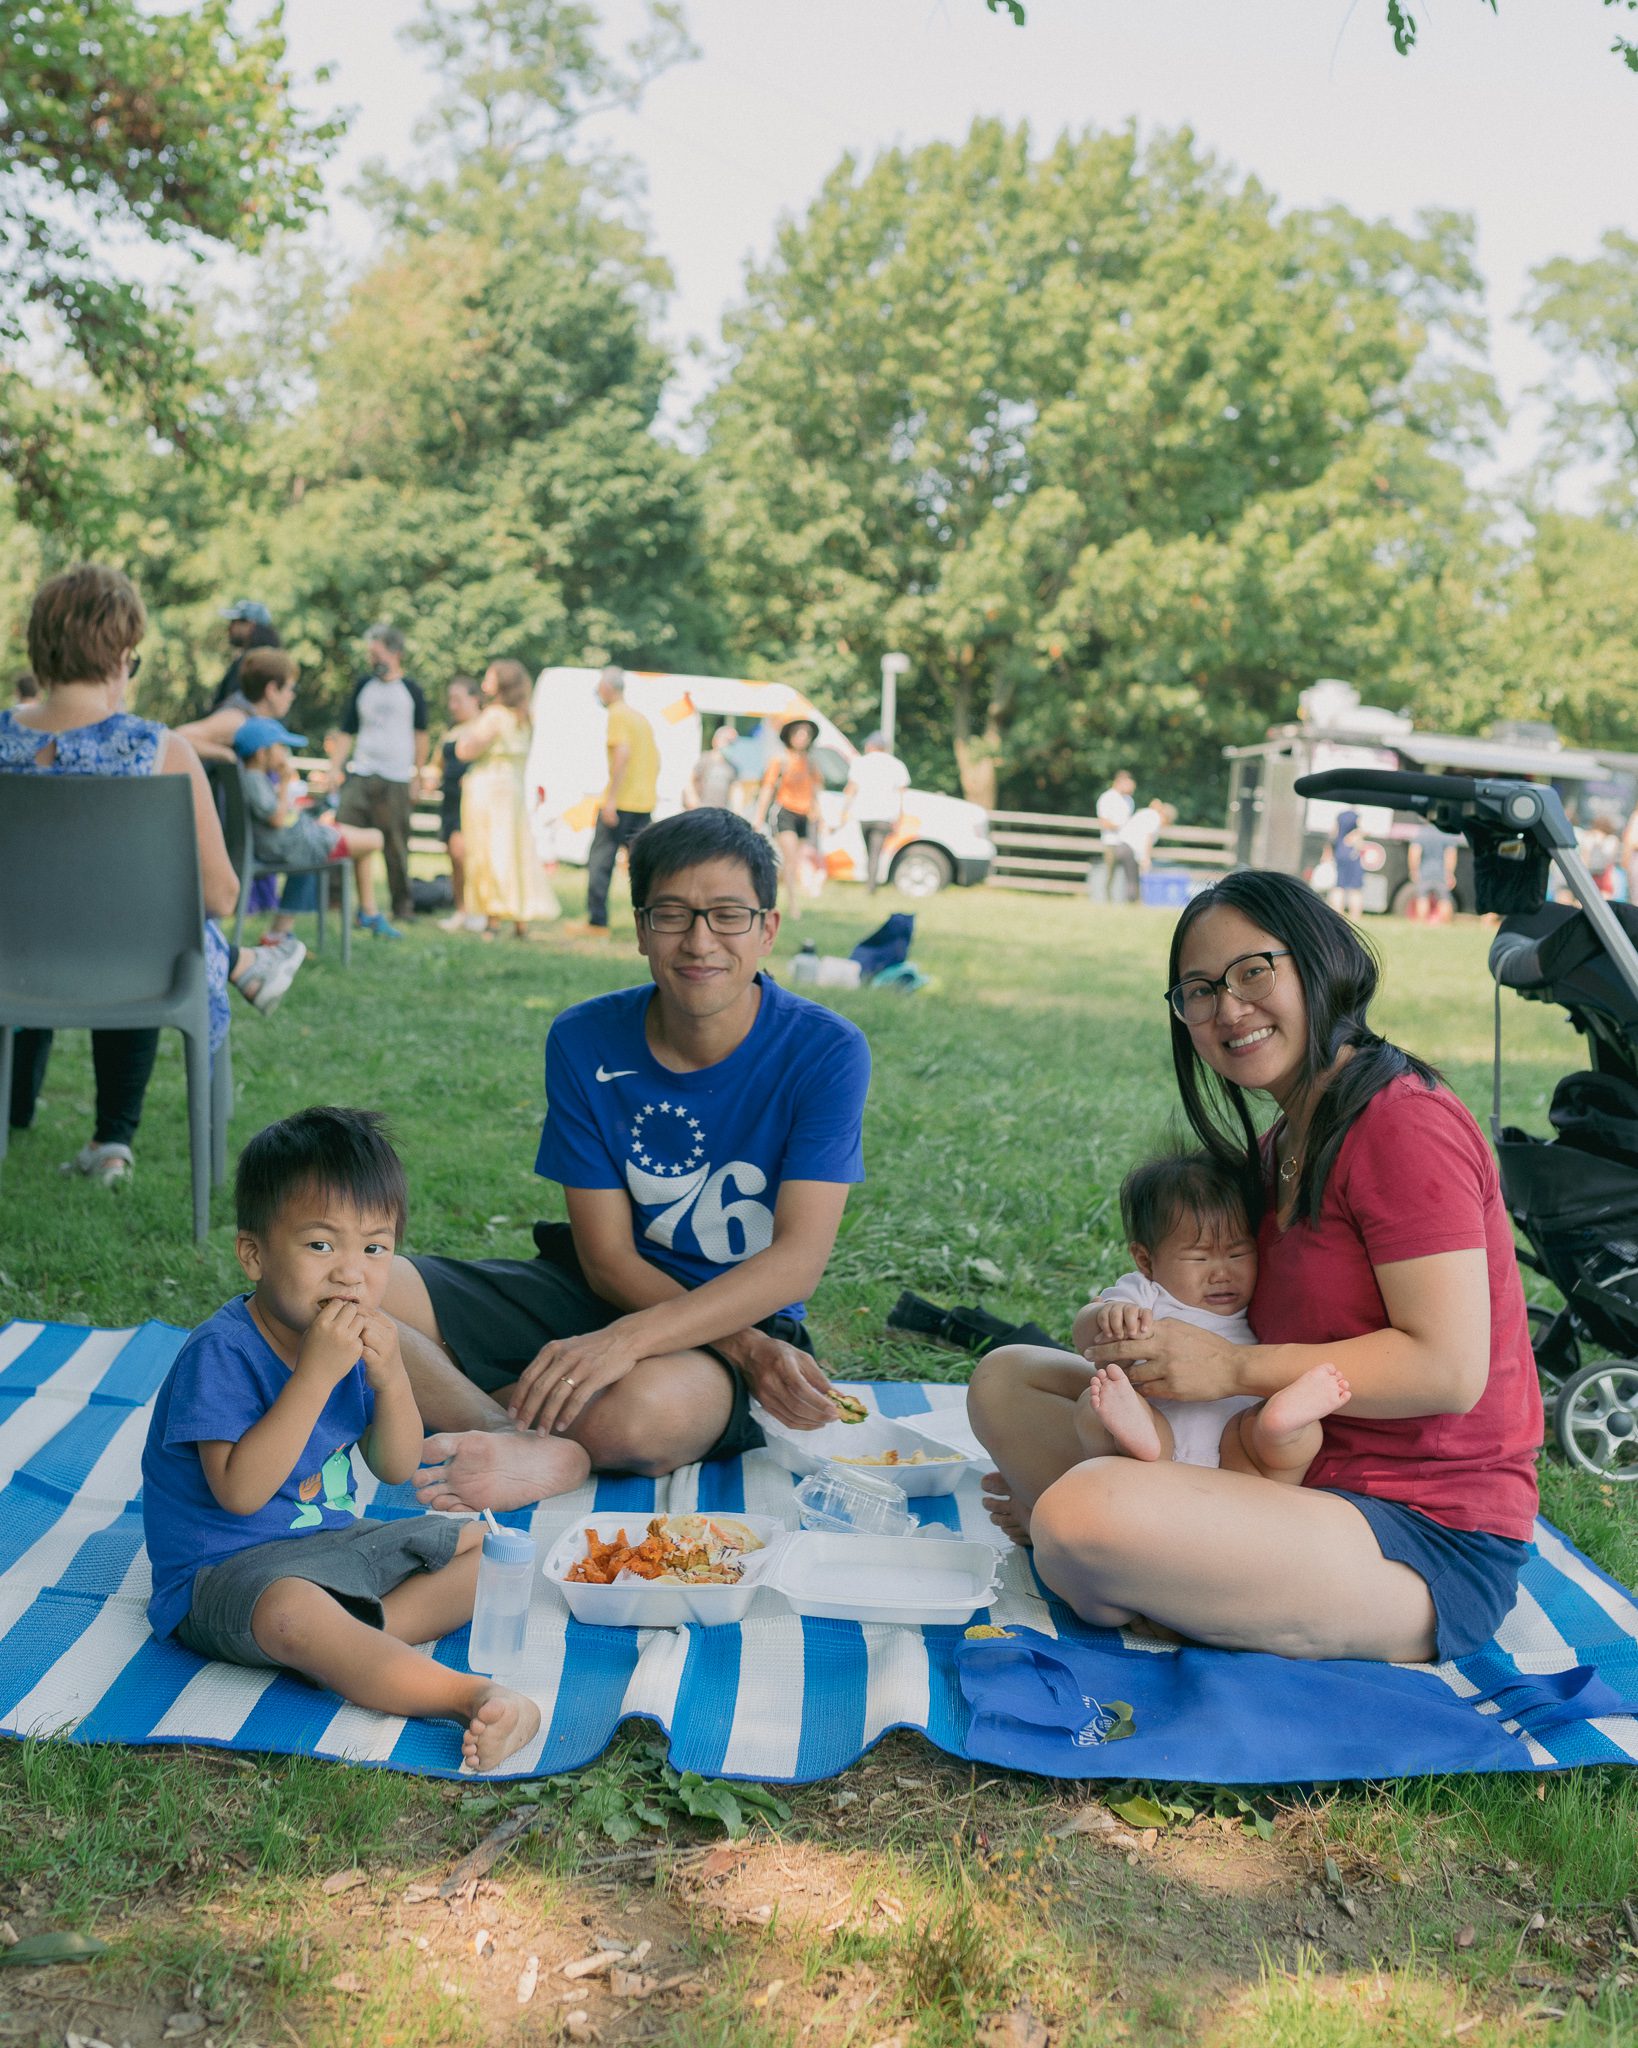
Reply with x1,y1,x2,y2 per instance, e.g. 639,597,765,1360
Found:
271,0,1638,489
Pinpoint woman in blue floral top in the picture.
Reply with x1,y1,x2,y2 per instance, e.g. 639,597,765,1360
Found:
1,565,306,1187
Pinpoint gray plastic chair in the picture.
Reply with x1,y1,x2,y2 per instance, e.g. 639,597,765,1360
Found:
0,776,232,1240
209,760,353,967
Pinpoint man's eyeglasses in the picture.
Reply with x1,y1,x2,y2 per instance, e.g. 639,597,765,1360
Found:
1166,950,1291,1023
638,904,767,936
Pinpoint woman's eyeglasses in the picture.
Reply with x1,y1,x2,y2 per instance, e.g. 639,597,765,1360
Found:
1166,950,1291,1023
126,653,142,679
638,904,767,936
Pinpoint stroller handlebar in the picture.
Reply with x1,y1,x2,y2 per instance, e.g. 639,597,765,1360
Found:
1296,767,1478,807
1489,925,1552,991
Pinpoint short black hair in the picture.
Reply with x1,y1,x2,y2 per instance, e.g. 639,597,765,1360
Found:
235,1106,408,1242
1119,1149,1250,1252
628,809,778,911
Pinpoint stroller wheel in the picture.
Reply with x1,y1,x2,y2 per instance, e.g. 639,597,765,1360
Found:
1554,1360,1638,1481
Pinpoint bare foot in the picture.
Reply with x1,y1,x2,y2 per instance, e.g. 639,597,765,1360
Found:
414,1429,590,1512
1255,1363,1352,1450
980,1471,1032,1546
461,1685,541,1772
1084,1365,1165,1462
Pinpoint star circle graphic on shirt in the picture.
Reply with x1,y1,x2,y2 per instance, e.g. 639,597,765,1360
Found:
629,1100,707,1178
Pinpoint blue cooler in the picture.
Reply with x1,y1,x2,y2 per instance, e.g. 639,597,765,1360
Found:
1140,868,1195,908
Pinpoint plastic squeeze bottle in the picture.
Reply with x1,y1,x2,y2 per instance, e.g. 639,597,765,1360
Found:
467,1522,536,1677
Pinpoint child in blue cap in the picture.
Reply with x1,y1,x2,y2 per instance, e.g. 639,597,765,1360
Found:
234,717,392,940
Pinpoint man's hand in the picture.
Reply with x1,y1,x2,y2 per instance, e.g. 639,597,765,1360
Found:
508,1324,641,1435
358,1310,405,1392
600,798,619,827
296,1299,367,1392
1082,1300,1152,1354
731,1328,841,1430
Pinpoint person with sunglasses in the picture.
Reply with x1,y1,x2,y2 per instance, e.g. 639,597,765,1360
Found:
969,869,1542,1667
381,807,873,1509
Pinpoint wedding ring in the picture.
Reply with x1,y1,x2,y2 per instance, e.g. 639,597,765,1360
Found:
561,1376,576,1392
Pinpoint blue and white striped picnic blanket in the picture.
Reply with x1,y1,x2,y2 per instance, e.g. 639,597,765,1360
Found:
3,1319,1636,1782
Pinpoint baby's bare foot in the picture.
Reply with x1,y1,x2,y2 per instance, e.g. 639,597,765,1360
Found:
980,1471,1032,1547
414,1429,590,1513
1084,1365,1164,1462
462,1686,541,1772
1257,1363,1352,1448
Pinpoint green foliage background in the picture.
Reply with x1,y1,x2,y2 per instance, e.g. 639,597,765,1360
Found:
5,0,1638,813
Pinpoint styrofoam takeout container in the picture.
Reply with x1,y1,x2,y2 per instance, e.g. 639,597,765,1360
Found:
545,1517,1000,1630
543,1514,786,1628
751,1402,977,1497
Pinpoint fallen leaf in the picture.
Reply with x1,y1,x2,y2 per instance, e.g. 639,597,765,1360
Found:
565,2012,594,2041
516,1955,539,2005
0,1932,108,1969
1456,1924,1477,1949
627,1939,652,1967
750,1978,788,2010
402,1883,440,1904
592,1937,630,1955
739,1903,774,1926
611,1969,658,1998
981,2000,1051,2048
699,1846,740,1880
162,2017,207,2041
327,1974,364,1995
562,1952,614,1981
473,1929,494,1958
321,1869,366,1897
0,1924,16,1946
874,1892,906,1925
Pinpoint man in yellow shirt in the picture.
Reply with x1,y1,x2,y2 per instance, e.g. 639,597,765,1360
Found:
576,666,660,933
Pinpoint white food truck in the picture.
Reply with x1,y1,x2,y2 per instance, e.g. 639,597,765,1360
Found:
526,667,995,896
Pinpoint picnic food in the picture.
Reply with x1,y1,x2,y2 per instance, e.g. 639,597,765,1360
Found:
833,1448,963,1466
830,1392,869,1423
563,1514,765,1586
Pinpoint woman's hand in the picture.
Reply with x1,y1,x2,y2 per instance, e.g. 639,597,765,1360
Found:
508,1324,641,1434
1085,1316,1244,1403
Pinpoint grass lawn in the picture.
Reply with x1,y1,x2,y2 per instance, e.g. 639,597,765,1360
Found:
3,874,1636,2047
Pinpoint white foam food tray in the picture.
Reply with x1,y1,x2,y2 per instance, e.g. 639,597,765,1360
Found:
545,1521,1000,1629
543,1513,787,1628
751,1403,977,1496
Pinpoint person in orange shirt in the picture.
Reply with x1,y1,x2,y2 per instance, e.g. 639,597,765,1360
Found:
569,667,660,935
754,716,824,922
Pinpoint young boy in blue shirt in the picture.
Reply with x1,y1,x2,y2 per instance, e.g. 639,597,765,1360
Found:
141,1107,567,1771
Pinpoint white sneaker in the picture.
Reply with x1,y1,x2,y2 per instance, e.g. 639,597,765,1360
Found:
437,911,468,932
236,936,307,1015
463,914,488,934
60,1141,134,1187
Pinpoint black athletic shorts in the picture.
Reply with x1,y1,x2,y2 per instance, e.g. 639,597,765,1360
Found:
408,1223,811,1464
772,806,812,841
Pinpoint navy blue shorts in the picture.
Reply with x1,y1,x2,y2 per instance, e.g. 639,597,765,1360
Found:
1327,1489,1531,1662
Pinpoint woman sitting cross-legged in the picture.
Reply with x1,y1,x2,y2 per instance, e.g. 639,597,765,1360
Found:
968,870,1543,1665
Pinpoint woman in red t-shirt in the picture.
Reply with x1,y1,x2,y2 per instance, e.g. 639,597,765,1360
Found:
987,869,1542,1663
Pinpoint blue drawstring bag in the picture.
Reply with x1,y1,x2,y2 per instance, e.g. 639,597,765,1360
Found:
851,913,915,981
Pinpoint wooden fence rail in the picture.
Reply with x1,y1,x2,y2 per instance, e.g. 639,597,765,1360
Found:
985,809,1235,896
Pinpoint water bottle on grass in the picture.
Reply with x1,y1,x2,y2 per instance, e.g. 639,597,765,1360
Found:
468,1517,535,1678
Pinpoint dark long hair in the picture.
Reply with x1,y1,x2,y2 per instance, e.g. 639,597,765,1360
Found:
1166,871,1438,1227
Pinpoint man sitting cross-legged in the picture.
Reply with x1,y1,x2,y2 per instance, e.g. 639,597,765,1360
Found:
385,808,873,1509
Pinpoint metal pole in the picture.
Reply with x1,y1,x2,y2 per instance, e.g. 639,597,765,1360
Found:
880,652,909,753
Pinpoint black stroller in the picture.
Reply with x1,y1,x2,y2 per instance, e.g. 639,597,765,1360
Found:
1296,766,1638,1481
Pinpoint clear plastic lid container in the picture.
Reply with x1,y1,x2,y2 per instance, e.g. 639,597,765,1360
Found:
793,1466,914,1537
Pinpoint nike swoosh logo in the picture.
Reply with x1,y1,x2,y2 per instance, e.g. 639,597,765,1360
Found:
596,1065,637,1082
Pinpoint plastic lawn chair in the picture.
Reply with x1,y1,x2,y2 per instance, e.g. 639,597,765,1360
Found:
0,776,232,1240
209,760,353,966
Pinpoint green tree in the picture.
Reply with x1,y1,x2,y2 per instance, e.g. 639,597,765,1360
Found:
0,1,338,532
704,121,1493,813
1524,231,1638,525
1424,513,1638,751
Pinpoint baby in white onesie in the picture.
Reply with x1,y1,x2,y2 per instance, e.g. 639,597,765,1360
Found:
1070,1150,1349,1481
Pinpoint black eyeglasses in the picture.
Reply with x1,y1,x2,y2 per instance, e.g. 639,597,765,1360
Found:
1166,950,1291,1023
638,904,768,936
126,653,142,679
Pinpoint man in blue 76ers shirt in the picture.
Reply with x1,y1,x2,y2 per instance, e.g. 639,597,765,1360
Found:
385,809,872,1510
